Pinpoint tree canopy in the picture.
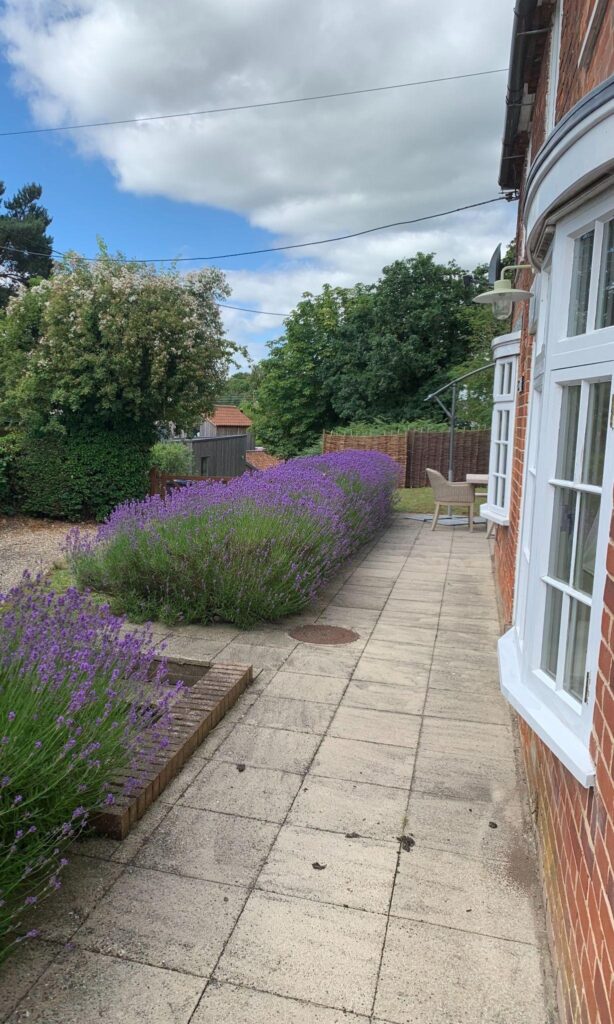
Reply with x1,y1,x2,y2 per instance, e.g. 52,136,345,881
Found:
0,247,235,442
255,253,498,456
0,182,53,308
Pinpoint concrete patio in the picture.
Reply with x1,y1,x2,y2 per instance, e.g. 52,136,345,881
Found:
0,517,557,1023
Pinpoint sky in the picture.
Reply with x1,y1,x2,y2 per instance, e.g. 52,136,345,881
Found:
0,0,518,366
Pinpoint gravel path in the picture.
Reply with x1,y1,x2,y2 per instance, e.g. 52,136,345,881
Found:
0,517,96,593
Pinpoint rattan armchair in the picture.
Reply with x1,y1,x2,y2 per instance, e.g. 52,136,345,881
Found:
426,468,476,531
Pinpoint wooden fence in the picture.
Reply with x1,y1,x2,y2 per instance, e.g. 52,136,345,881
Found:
149,468,230,498
322,429,490,488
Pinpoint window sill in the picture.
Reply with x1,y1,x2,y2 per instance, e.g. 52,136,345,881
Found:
498,628,595,787
480,504,510,527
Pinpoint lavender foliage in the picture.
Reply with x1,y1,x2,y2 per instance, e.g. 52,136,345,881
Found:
0,580,179,960
67,451,399,627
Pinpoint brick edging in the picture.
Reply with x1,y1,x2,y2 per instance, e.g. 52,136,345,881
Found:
91,661,252,840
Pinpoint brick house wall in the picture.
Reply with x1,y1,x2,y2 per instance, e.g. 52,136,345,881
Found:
493,2,614,1020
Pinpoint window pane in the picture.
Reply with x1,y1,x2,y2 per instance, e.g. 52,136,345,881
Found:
597,219,614,329
497,363,505,394
504,361,512,395
500,443,508,476
582,380,610,486
548,487,576,583
563,598,590,700
499,475,506,509
556,385,581,480
573,491,600,595
541,585,563,679
501,409,510,443
567,230,594,336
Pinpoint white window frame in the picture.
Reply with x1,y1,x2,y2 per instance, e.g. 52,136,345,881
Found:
481,332,520,527
545,0,564,136
499,190,614,786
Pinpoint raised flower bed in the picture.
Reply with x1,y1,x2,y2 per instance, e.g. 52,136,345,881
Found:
66,451,399,628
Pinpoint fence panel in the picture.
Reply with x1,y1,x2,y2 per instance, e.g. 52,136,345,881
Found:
149,468,231,498
322,432,409,484
322,430,490,488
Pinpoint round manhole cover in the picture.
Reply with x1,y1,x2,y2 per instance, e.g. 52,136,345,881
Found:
288,624,360,646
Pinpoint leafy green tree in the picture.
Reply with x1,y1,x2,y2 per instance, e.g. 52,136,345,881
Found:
328,254,478,423
0,182,53,307
0,245,234,442
255,285,352,456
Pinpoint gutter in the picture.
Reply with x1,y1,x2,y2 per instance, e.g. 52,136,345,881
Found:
499,0,542,192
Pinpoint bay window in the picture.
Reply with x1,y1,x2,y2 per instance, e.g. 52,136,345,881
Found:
481,332,520,527
499,191,614,786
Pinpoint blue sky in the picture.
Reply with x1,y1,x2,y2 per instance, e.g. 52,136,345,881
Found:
0,0,517,366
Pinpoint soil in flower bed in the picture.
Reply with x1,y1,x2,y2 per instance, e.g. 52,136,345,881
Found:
92,656,251,840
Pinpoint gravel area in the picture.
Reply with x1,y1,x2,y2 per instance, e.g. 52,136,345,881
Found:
0,517,96,593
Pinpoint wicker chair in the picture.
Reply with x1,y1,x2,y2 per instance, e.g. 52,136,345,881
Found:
426,468,476,531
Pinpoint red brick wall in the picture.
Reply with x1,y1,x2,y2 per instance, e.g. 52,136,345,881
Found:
494,3,614,1021
558,0,614,118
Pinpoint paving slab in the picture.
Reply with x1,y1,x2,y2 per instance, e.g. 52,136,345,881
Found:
192,981,370,1023
23,856,124,942
6,948,203,1024
215,890,386,1015
353,655,430,686
330,705,420,748
241,695,335,734
374,917,548,1024
370,623,438,647
343,678,427,715
74,867,246,975
214,723,320,773
404,791,527,863
287,775,408,840
135,806,277,885
257,824,398,913
329,588,390,610
214,642,290,672
317,606,381,629
0,940,61,1023
181,761,303,823
264,670,349,705
312,735,415,788
282,647,360,678
390,845,541,944
424,684,511,725
362,640,433,665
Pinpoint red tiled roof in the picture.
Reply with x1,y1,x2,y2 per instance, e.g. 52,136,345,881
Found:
245,450,282,471
206,405,253,427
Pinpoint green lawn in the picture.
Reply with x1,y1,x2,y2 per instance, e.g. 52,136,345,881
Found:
394,488,435,514
394,488,479,516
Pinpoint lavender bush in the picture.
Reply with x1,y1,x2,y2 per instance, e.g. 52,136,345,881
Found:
0,580,179,961
67,451,399,627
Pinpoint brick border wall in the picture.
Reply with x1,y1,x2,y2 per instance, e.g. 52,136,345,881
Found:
494,4,614,1021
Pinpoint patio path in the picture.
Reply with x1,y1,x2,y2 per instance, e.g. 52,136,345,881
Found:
1,517,557,1023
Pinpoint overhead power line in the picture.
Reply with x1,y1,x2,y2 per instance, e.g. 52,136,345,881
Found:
0,193,512,316
1,196,508,268
0,68,508,138
218,301,287,317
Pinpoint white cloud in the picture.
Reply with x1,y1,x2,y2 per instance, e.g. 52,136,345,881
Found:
1,0,517,357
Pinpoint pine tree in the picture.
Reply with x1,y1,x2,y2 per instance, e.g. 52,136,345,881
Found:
0,182,53,307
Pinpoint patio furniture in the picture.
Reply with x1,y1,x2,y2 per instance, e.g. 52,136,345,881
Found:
426,468,476,531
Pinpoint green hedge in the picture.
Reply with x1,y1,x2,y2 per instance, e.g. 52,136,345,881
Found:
0,433,22,514
16,433,151,521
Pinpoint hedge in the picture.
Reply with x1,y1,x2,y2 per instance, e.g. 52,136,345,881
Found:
16,433,151,521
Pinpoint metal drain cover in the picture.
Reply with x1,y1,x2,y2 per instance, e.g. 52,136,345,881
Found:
288,624,360,645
